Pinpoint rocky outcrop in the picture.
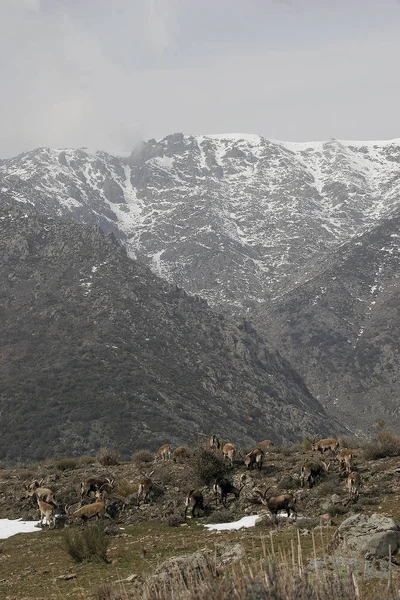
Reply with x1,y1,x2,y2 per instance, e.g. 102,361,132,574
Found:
334,513,400,559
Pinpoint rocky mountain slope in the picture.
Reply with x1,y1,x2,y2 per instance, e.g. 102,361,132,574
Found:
2,134,400,316
0,207,337,462
263,214,400,432
1,133,400,433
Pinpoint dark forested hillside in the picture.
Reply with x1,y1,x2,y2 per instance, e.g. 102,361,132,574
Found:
0,208,338,462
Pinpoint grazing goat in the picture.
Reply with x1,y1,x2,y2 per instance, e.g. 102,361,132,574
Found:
154,444,171,461
311,437,340,454
256,440,274,452
172,446,190,462
80,477,114,501
347,471,361,499
26,486,57,506
66,501,107,522
222,443,236,467
137,471,154,506
209,435,221,450
244,448,264,470
37,496,56,528
300,461,329,488
184,490,204,518
256,488,297,522
337,449,354,474
213,477,244,506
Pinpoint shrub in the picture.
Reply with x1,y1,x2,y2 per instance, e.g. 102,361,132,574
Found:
62,524,110,563
132,449,154,466
54,457,78,471
362,429,400,460
204,508,233,524
79,455,96,466
97,447,120,466
187,448,228,486
115,479,138,499
302,438,312,451
163,512,185,527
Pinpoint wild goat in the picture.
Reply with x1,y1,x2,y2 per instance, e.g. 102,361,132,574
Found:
347,471,361,499
66,500,107,522
311,437,340,454
256,440,274,452
25,486,57,506
37,496,56,528
337,449,354,474
209,435,221,450
256,488,297,522
172,446,190,462
154,444,171,461
80,477,115,501
184,489,204,518
137,471,154,506
213,477,244,506
222,443,236,467
300,461,329,488
244,448,264,470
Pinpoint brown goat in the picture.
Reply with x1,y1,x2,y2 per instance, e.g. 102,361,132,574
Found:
337,449,354,474
222,443,236,467
37,496,56,528
256,440,274,452
172,446,190,462
244,448,264,470
300,461,329,488
154,444,171,461
209,435,221,450
137,471,154,506
347,471,361,499
67,501,107,522
311,438,340,454
80,477,114,501
257,488,297,522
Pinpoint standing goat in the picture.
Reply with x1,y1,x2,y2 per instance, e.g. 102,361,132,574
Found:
80,477,115,502
337,449,354,474
137,471,154,506
37,496,56,528
209,435,221,450
244,448,264,470
154,444,171,461
256,440,274,453
184,489,204,518
213,477,245,506
300,461,329,488
347,471,361,499
311,437,340,454
256,488,297,523
66,500,107,523
222,443,236,467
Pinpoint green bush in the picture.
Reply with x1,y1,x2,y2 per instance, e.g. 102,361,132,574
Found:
132,449,154,466
362,429,400,460
54,457,78,471
97,447,120,466
188,448,227,486
62,524,110,563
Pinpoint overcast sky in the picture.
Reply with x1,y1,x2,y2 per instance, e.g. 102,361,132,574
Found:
1,0,400,157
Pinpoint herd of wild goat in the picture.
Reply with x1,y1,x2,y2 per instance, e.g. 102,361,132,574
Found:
21,435,363,529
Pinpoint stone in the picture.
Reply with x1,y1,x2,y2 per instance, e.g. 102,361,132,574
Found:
336,513,400,559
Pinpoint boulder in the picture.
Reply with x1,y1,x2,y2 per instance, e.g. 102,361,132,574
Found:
336,513,400,559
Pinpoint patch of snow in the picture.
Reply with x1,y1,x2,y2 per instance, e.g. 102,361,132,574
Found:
0,519,41,539
204,514,262,531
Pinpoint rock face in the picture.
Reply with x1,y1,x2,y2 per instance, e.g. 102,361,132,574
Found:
263,216,400,431
0,208,338,462
336,513,400,559
2,134,400,432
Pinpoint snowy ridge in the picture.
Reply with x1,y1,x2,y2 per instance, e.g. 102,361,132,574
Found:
1,133,400,317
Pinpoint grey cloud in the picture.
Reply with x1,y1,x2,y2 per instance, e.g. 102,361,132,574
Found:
1,0,399,157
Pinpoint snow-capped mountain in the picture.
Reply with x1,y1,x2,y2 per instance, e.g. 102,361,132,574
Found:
2,133,400,432
2,133,400,317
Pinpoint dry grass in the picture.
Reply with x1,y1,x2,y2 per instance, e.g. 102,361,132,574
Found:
97,447,121,466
